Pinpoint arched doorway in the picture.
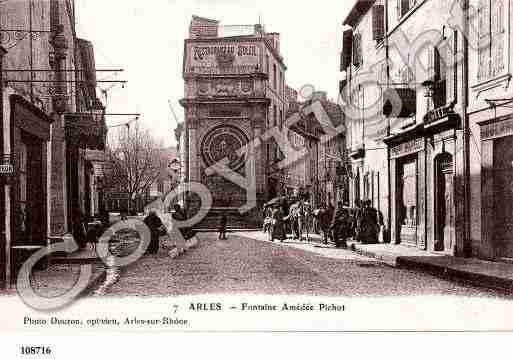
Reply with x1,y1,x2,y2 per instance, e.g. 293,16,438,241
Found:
434,153,454,253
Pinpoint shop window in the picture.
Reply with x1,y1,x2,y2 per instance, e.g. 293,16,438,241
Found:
400,160,417,229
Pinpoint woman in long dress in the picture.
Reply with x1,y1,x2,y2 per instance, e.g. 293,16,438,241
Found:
270,205,286,242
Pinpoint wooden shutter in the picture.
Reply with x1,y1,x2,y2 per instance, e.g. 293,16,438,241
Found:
425,47,435,82
341,29,353,70
401,0,410,17
445,31,456,104
491,0,505,77
477,0,491,80
372,5,385,41
353,33,362,67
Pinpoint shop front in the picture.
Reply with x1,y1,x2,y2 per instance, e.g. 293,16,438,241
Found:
389,135,426,249
6,95,53,285
64,112,106,222
478,115,513,260
386,112,464,256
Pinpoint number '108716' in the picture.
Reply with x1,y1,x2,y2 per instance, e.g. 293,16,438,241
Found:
21,346,52,356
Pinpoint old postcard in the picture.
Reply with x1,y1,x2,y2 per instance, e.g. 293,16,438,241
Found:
1,0,513,356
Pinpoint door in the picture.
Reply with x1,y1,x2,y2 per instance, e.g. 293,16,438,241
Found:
493,137,513,258
19,132,45,246
435,153,454,253
399,158,418,246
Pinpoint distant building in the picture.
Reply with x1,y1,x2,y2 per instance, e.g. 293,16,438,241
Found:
180,16,287,227
285,91,347,208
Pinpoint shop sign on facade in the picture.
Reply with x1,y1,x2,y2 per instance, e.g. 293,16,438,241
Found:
390,138,424,159
185,41,261,75
0,155,14,177
480,117,513,141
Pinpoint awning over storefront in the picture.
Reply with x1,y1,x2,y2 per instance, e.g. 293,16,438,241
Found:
65,113,106,150
382,88,417,118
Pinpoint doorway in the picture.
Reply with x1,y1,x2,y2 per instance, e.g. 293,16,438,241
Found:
18,131,45,246
398,157,418,246
493,136,513,258
434,153,454,253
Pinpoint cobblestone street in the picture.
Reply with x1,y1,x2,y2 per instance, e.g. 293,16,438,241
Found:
102,232,507,298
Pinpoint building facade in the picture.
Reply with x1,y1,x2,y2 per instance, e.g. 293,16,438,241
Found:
467,0,513,260
0,0,106,288
180,16,287,226
341,0,390,238
340,0,513,260
286,91,347,209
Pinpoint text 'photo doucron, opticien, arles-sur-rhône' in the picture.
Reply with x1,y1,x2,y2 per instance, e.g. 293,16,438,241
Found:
1,0,513,357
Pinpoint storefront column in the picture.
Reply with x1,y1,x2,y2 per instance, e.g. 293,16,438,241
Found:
0,46,7,288
480,140,495,259
417,149,427,250
454,131,467,257
389,158,399,244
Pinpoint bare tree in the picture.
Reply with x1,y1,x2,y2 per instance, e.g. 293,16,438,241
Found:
104,123,165,212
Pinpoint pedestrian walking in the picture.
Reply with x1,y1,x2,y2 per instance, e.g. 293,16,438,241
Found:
330,203,350,248
218,213,228,240
270,205,286,242
356,200,380,244
144,209,165,254
71,206,88,250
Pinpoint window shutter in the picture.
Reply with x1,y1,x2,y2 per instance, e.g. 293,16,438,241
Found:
477,0,491,80
426,47,435,82
372,5,385,41
491,0,505,77
341,29,353,70
445,31,456,104
396,0,401,19
401,0,410,17
353,33,362,67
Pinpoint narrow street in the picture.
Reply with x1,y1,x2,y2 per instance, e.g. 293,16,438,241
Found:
103,232,505,298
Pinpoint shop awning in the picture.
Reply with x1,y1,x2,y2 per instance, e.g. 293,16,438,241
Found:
382,88,417,118
65,113,107,150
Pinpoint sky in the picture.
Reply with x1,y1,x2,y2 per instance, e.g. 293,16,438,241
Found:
75,0,353,147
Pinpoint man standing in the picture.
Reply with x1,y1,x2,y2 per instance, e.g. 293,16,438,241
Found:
357,200,379,244
218,213,228,240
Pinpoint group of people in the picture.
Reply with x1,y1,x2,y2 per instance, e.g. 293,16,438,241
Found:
263,197,385,247
143,204,196,255
69,204,195,257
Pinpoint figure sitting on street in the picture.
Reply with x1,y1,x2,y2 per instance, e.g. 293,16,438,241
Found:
172,204,195,240
218,213,228,240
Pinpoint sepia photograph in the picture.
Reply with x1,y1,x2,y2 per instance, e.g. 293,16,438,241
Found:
1,0,513,355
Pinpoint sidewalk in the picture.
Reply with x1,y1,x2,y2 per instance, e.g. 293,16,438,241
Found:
347,240,513,292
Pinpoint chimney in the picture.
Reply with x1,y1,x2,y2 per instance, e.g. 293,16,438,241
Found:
265,33,280,53
189,16,219,39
